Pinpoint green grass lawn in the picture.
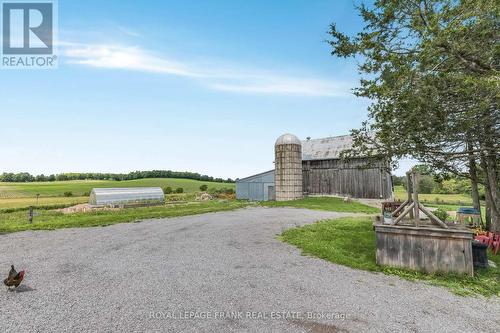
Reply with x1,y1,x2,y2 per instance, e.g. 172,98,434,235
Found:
0,178,234,199
261,197,379,214
281,217,500,297
0,196,88,210
0,200,249,233
394,185,473,205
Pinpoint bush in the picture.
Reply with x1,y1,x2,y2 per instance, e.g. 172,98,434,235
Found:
207,187,235,198
434,207,449,222
418,175,436,194
163,187,172,194
82,191,90,197
199,184,208,191
176,187,184,193
63,191,73,197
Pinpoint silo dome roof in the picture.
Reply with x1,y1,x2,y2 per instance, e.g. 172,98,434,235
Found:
275,133,301,146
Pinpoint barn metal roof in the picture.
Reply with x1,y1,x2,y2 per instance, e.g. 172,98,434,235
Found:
301,135,354,160
236,170,274,182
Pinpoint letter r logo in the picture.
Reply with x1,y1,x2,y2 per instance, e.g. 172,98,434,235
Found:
2,2,53,54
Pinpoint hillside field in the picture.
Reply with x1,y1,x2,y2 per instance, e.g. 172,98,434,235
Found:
0,178,235,209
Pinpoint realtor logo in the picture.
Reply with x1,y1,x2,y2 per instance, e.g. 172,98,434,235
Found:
1,0,57,68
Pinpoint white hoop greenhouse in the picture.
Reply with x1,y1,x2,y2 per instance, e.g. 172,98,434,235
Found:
89,187,165,206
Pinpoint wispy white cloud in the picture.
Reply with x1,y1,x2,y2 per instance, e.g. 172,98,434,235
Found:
60,41,351,97
62,42,199,77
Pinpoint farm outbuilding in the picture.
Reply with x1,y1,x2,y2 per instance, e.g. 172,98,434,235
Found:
235,170,275,201
302,135,393,199
89,187,164,206
236,133,393,201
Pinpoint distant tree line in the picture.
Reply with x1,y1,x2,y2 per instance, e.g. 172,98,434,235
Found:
0,170,234,183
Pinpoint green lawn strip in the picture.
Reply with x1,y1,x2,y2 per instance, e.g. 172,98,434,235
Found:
0,200,249,233
280,217,500,297
261,197,378,214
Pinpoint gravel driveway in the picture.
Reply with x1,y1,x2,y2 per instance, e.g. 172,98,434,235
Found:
0,207,498,332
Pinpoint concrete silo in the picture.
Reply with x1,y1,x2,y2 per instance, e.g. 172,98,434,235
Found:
275,133,303,201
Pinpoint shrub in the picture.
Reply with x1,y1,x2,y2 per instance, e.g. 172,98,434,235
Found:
199,184,208,191
176,187,184,193
207,187,235,198
434,208,449,222
163,187,172,194
82,191,90,197
63,191,73,197
418,175,436,194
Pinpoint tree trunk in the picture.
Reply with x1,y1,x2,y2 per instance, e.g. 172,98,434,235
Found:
485,187,492,231
480,152,500,232
467,141,481,214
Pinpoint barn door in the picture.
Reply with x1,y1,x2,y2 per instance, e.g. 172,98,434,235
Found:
267,185,276,201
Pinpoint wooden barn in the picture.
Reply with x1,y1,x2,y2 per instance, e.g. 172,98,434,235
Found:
236,134,393,201
301,135,393,199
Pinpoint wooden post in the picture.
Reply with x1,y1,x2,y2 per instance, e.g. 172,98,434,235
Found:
28,206,33,224
406,172,414,219
412,172,419,226
391,199,409,217
393,202,415,225
420,204,448,229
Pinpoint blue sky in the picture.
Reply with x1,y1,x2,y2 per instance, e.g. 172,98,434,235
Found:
0,0,415,179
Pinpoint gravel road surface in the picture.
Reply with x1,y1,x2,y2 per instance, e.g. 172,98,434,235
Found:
0,207,498,332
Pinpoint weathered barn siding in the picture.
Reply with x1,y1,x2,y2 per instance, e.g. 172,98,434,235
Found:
302,158,392,199
374,223,474,276
236,170,275,201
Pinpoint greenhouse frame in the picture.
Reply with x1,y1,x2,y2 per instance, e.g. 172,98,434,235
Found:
89,187,165,207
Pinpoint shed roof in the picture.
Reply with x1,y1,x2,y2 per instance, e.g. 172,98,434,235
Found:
236,170,275,182
301,135,354,161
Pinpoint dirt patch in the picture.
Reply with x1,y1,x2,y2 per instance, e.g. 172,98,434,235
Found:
58,204,121,214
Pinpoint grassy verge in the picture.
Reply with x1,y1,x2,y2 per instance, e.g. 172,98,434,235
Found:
261,197,378,214
280,217,500,297
0,200,249,233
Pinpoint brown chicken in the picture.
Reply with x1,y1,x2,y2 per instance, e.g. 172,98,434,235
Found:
4,265,25,290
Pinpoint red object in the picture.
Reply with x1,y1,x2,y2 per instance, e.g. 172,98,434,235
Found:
491,234,500,255
475,233,493,247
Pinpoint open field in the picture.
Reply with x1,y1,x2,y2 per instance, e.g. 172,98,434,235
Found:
0,178,235,199
0,196,88,210
281,217,500,297
261,196,379,214
394,185,473,205
0,200,249,233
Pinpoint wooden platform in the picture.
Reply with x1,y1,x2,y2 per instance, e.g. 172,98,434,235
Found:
374,222,474,276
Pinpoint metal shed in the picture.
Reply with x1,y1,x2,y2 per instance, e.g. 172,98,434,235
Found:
89,187,165,206
236,170,275,201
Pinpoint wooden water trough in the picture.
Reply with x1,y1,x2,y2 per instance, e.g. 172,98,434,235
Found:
374,171,474,276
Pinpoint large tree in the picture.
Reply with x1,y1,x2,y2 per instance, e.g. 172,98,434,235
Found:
329,0,499,229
